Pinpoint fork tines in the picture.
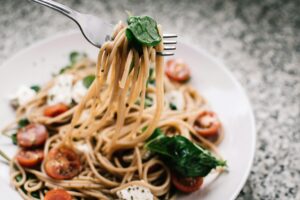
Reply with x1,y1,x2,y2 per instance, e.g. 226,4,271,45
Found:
160,33,177,56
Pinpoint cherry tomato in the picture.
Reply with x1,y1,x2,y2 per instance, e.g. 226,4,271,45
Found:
194,111,221,136
165,59,190,83
45,146,81,180
44,189,72,200
16,149,44,168
44,103,69,117
17,124,48,148
171,173,203,193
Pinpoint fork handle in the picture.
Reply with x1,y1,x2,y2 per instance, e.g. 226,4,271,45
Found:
30,0,79,21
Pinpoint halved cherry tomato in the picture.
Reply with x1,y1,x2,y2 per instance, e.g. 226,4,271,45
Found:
44,103,69,117
45,146,81,180
165,59,190,83
17,124,48,148
16,149,44,168
171,173,203,193
194,111,221,136
44,189,72,200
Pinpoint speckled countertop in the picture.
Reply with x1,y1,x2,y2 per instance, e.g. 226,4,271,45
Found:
0,0,299,199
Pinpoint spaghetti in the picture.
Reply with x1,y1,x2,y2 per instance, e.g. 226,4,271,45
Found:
4,18,225,200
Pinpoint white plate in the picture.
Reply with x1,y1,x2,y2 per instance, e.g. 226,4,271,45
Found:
0,31,256,200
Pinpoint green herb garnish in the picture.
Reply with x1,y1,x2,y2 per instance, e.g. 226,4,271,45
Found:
169,102,177,110
15,174,22,182
30,85,41,93
83,75,96,88
146,129,226,177
11,133,17,145
146,128,164,142
126,16,161,47
147,68,155,88
18,118,29,128
59,65,72,74
145,96,153,108
31,191,40,199
70,51,87,64
59,52,87,74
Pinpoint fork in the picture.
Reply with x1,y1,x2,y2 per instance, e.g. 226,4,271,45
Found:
29,0,177,56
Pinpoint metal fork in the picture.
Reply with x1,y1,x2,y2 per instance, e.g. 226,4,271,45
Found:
29,0,177,56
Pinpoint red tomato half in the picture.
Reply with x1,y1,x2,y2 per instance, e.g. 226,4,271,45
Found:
16,149,44,168
194,111,221,137
17,124,48,148
165,59,190,83
45,146,81,180
171,173,203,193
44,189,72,200
44,103,69,118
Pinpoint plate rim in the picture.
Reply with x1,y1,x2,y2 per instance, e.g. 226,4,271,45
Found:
0,30,256,200
184,43,256,200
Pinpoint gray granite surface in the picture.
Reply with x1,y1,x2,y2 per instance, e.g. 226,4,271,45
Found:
0,0,299,199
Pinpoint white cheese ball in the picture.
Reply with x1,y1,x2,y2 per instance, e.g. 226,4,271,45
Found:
72,80,88,104
116,185,153,200
47,74,74,105
10,85,37,107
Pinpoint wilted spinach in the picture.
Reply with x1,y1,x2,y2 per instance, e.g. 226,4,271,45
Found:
146,129,226,177
126,16,161,47
83,75,95,88
11,133,17,145
18,118,29,128
59,52,87,74
30,85,41,93
70,51,87,64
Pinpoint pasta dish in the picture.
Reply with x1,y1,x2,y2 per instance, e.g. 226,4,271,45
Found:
1,15,226,200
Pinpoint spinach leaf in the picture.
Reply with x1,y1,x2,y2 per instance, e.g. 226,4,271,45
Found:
31,191,40,199
135,95,153,108
11,133,17,145
30,85,41,93
142,126,148,132
169,102,177,110
145,96,153,108
146,128,164,142
83,75,96,88
70,51,87,64
147,68,155,87
146,130,226,177
59,65,72,74
126,16,161,47
59,52,87,74
15,174,22,182
18,118,29,128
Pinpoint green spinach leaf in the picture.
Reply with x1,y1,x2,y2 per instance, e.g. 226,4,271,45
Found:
11,133,17,145
15,174,22,182
83,75,96,88
30,85,41,93
18,118,29,128
70,51,87,64
59,52,87,74
59,65,72,74
146,129,226,177
31,191,40,199
126,16,161,47
169,102,177,110
145,96,153,108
